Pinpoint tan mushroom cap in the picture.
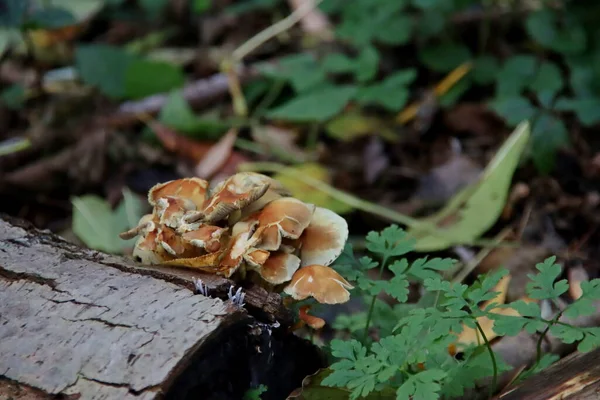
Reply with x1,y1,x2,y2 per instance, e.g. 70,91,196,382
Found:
243,248,270,268
299,305,326,330
218,220,260,277
298,207,349,267
181,225,227,253
156,226,190,256
251,252,300,285
156,196,196,228
283,264,354,304
253,197,315,251
132,229,171,264
119,213,156,240
187,172,271,224
148,177,209,208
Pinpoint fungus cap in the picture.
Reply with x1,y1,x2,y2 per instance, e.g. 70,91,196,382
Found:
283,264,354,304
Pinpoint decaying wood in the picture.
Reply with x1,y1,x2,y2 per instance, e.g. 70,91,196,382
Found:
0,215,322,400
499,347,600,400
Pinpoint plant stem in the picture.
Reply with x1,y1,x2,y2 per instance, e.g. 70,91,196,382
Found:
535,301,564,364
475,319,497,399
362,256,389,345
232,0,325,62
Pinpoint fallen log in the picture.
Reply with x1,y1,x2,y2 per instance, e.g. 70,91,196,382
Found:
498,347,600,400
0,215,324,400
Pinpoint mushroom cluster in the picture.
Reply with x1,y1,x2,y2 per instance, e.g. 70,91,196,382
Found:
120,172,354,308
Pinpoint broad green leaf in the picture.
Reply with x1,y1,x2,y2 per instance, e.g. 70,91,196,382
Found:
355,45,380,82
323,53,356,74
419,43,471,73
273,163,353,214
530,61,563,96
124,59,185,99
158,91,229,138
407,121,531,251
75,44,134,98
259,53,326,93
488,96,538,127
526,9,586,55
374,15,412,45
531,113,569,174
267,85,357,122
496,55,537,96
72,189,146,254
356,69,416,111
554,97,600,126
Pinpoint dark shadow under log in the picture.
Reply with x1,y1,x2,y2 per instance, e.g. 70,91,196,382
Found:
0,215,325,400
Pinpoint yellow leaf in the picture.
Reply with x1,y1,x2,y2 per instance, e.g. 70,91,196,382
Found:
455,274,537,348
274,163,353,214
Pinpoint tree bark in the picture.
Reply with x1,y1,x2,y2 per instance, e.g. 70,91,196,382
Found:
498,347,600,400
0,215,324,400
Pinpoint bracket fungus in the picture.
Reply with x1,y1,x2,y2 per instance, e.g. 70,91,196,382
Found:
120,171,353,327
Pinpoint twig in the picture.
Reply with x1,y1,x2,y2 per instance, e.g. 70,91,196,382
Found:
105,67,258,127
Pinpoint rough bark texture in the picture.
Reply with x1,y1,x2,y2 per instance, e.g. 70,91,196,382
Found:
0,215,324,400
499,347,600,399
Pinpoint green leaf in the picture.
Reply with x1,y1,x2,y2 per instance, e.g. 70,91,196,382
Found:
526,9,586,55
531,113,569,174
366,225,415,260
28,7,76,29
396,369,446,400
373,15,412,45
75,44,134,99
472,55,499,85
564,280,600,318
243,384,267,400
72,189,145,254
267,85,357,122
158,91,229,138
1,84,26,109
488,96,538,127
554,97,600,126
260,53,326,93
356,69,417,111
124,59,185,99
496,55,537,96
526,256,569,300
416,10,445,38
323,53,356,74
407,257,456,282
407,121,531,251
530,61,564,96
355,45,380,83
419,43,471,73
